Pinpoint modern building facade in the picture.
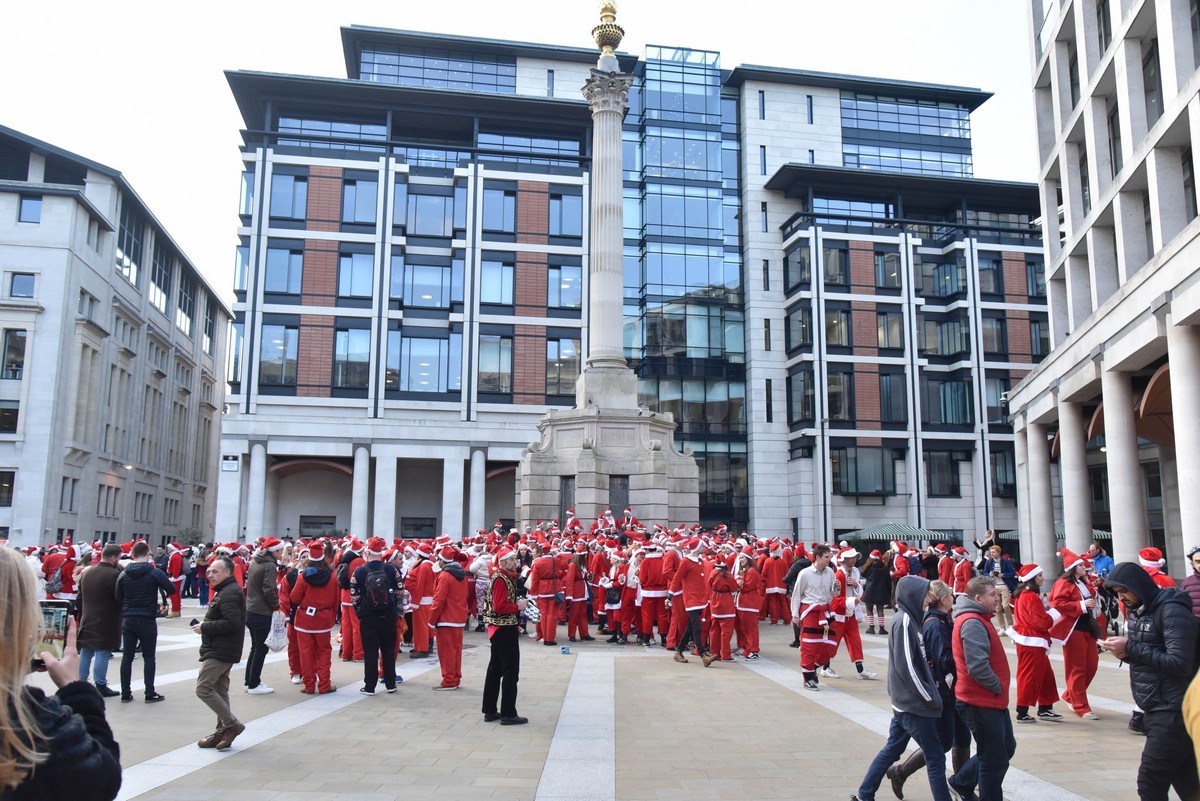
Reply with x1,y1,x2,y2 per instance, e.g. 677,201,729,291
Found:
218,26,1043,542
1008,0,1200,573
0,125,230,549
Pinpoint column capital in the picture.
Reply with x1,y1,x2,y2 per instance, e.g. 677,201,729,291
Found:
583,70,633,116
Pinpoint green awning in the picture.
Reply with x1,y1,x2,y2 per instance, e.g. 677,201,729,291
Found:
845,522,952,542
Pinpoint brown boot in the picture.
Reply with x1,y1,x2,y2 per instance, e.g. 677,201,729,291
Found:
214,722,246,751
673,651,688,663
886,750,926,800
951,745,968,776
197,729,224,748
701,653,718,668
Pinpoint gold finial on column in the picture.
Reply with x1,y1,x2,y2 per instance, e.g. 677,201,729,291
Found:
592,1,624,72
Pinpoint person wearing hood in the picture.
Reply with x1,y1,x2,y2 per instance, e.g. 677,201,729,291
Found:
947,577,1015,801
851,575,952,801
430,545,469,690
115,541,175,703
1099,562,1200,801
289,541,339,695
244,538,284,695
351,537,401,695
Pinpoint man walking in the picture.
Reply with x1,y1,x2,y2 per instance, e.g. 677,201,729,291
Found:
77,543,123,697
1100,563,1200,800
948,576,1015,801
790,543,835,689
244,537,284,695
115,540,174,703
352,536,401,695
193,556,247,750
430,544,469,690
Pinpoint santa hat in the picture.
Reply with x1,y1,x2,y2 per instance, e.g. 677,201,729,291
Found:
891,540,904,553
168,542,184,552
952,546,966,558
685,537,703,553
1060,548,1084,572
1017,563,1043,583
365,537,387,556
438,544,457,562
839,547,860,561
416,541,433,559
308,541,326,560
573,542,588,554
262,537,284,552
934,543,947,553
869,549,882,560
1139,547,1166,569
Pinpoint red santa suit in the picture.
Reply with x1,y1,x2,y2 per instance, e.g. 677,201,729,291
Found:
564,551,591,641
429,553,469,689
664,545,687,649
408,554,436,655
587,546,610,626
937,553,955,586
1049,550,1099,717
952,552,973,595
166,545,186,616
289,547,340,694
760,552,788,624
734,557,764,657
638,546,669,643
42,549,78,601
670,550,709,656
338,547,366,661
830,556,865,666
603,560,629,639
790,561,836,678
707,566,738,661
277,568,302,680
530,553,564,644
1009,565,1060,712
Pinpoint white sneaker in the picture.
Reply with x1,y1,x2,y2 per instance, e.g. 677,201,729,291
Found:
290,675,302,685
820,667,840,679
857,669,877,680
246,685,274,695
998,627,1008,637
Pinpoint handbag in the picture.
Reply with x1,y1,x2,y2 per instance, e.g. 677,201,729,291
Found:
265,610,288,652
552,559,565,604
605,586,621,605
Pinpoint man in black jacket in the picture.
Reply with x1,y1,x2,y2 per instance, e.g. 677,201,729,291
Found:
193,556,247,751
1100,562,1200,801
115,540,175,703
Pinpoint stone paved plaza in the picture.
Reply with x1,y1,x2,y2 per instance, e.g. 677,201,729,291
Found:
37,598,1180,801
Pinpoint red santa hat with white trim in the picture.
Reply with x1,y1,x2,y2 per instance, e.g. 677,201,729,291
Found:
1016,563,1042,583
1139,547,1166,569
1059,548,1084,571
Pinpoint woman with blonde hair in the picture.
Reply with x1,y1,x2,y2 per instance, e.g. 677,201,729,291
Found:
0,546,121,800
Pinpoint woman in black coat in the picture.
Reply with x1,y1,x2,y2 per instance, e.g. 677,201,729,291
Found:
859,550,892,634
0,546,121,800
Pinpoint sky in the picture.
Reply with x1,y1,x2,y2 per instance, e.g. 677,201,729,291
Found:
2,0,1037,304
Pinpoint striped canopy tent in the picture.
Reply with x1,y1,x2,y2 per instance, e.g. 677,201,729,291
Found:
999,522,1113,543
845,522,952,543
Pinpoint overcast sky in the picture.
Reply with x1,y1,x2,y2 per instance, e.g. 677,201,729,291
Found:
2,1,1037,302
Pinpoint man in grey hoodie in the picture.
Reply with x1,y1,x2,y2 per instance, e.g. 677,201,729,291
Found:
852,575,952,801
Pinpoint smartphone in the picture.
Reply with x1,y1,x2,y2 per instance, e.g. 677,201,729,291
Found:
33,600,71,668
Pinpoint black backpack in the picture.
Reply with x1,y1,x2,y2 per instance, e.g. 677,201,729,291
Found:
358,565,394,614
336,560,352,590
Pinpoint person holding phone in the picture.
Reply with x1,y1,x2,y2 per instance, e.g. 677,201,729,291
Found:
0,546,121,800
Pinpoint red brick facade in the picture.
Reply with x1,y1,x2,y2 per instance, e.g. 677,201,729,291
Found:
849,242,875,290
513,324,546,405
306,166,343,234
296,314,333,398
516,252,549,316
517,182,549,247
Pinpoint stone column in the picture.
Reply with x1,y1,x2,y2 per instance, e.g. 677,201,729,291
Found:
245,442,267,543
442,454,466,541
350,445,370,538
373,454,396,538
1168,323,1200,546
1027,421,1060,573
1102,368,1150,561
468,448,486,534
1059,400,1093,554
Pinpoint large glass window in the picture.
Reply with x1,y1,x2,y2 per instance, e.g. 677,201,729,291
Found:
644,304,744,361
831,447,895,495
342,178,378,224
2,330,26,380
482,187,516,234
1108,103,1123,176
386,332,462,392
359,44,517,93
787,368,815,423
115,202,144,287
227,322,243,386
786,305,812,351
992,449,1016,497
637,378,746,434
546,338,581,395
265,246,303,294
920,316,970,357
880,373,906,423
0,471,13,506
643,126,722,181
1097,0,1113,53
269,174,307,219
17,196,41,223
1031,319,1051,357
877,311,904,349
985,376,1010,424
203,302,215,356
406,191,458,237
480,258,514,305
828,370,854,421
922,376,973,425
1026,259,1046,297
9,274,33,299
333,329,370,388
918,259,967,298
1144,40,1163,126
0,400,19,434
549,192,583,237
826,308,852,347
478,335,513,393
977,257,1002,295
548,263,582,308
397,259,455,308
149,244,173,314
234,245,250,292
644,184,722,239
981,317,1007,355
175,274,195,338
874,251,901,288
925,451,961,497
276,117,386,152
784,244,811,291
338,252,374,298
823,244,849,285
259,325,298,385
842,143,972,177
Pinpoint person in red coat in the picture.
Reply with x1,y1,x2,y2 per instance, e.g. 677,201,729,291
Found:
760,546,788,625
277,554,303,685
166,543,186,617
564,544,594,642
42,544,80,602
952,547,973,596
1140,547,1177,588
586,541,609,629
1009,563,1064,723
430,545,469,690
289,541,339,694
407,544,436,658
708,559,738,661
529,546,564,646
937,545,955,586
337,540,366,662
734,549,763,659
671,538,717,666
1049,548,1101,719
830,548,876,679
663,539,686,649
602,551,629,644
637,542,669,645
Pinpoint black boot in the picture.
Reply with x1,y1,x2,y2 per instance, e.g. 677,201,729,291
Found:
886,750,925,800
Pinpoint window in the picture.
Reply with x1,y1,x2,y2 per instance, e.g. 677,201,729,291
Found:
977,257,1002,295
482,186,516,234
787,368,815,423
547,69,555,95
806,94,814,124
386,332,463,392
264,246,303,294
784,244,811,290
333,329,370,388
827,370,854,421
1144,40,1163,126
920,316,970,357
874,251,901,288
762,259,771,292
1108,103,1123,176
831,447,895,495
359,43,517,93
1097,0,1112,54
826,308,852,347
877,311,904,349
342,178,378,224
786,305,812,350
758,90,765,120
546,338,581,395
227,321,244,386
1067,44,1081,110
1184,149,1197,221
992,450,1016,497
9,273,33,299
0,471,14,507
0,400,17,433
880,373,906,423
234,245,250,292
760,201,769,233
1193,0,1200,68
115,202,144,287
985,376,1010,424
548,263,582,308
922,376,973,425
175,274,194,337
549,192,582,237
926,451,961,497
1026,259,1046,297
239,171,254,216
149,244,172,314
405,190,459,237
1031,319,1051,357
60,478,79,513
478,335,513,393
259,324,298,385
2,330,25,380
981,317,1007,355
269,174,307,219
765,378,774,423
338,252,374,297
480,258,514,305
17,196,40,223
1079,147,1091,216
759,145,767,176
823,244,848,284
764,318,772,351
203,302,215,355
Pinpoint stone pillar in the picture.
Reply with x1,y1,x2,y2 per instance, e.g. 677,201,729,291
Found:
245,442,267,543
442,454,466,541
468,448,486,534
1168,323,1200,546
263,470,280,539
1059,401,1093,554
373,454,396,538
1014,425,1032,562
1027,421,1060,573
1102,368,1150,561
350,445,370,539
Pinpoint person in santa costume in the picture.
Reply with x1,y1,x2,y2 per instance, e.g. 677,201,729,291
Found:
663,537,686,649
407,542,436,658
829,548,876,679
951,546,973,596
429,544,469,690
637,541,669,646
860,549,890,635
600,549,627,643
1009,563,1064,723
733,548,763,659
937,544,955,586
529,543,564,646
289,540,339,695
481,547,529,725
563,543,594,642
165,543,187,618
1049,548,1102,719
706,554,738,661
42,542,83,602
671,538,717,667
587,540,611,632
337,539,366,662
1139,546,1177,588
790,543,836,689
760,542,788,625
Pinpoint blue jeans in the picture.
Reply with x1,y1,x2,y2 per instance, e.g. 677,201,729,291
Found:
78,647,112,686
952,702,1016,801
198,576,210,606
857,710,951,801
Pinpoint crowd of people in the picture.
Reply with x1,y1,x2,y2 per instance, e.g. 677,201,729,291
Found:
5,513,1200,800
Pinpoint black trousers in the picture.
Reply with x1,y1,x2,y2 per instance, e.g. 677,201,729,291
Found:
1139,709,1200,801
482,625,520,717
675,609,706,656
359,612,398,691
120,616,158,696
244,611,271,688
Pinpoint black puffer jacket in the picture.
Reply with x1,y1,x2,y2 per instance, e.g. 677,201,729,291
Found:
115,561,175,618
5,681,121,801
199,576,246,664
1108,562,1199,712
